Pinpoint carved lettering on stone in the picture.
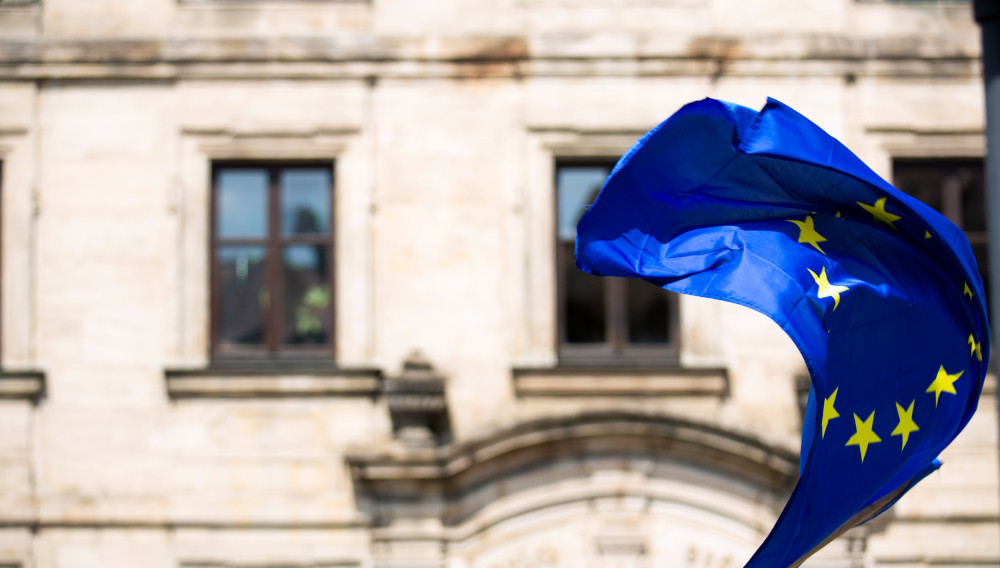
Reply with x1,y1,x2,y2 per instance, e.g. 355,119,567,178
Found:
488,545,558,568
596,536,645,568
685,544,734,568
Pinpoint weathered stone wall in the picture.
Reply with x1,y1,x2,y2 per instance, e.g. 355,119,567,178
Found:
0,0,995,566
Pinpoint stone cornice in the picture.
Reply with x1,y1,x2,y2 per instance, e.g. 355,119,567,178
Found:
0,34,981,81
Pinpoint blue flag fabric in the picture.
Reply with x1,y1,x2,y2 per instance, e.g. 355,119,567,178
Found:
575,98,990,567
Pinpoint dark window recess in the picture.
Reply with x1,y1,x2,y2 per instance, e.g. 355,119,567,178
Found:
556,161,679,363
893,158,988,302
212,162,334,359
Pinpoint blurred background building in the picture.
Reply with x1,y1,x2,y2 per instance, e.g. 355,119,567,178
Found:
0,0,996,566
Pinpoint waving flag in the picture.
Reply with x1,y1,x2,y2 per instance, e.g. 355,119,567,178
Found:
575,98,990,567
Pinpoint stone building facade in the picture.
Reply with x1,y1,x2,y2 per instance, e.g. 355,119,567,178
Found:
0,0,997,566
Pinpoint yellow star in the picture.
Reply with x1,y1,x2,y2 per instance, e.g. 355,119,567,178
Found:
807,266,849,310
857,197,902,230
926,365,963,407
964,282,973,300
969,334,983,362
788,215,828,254
846,410,882,462
821,387,840,438
924,230,932,239
891,400,919,450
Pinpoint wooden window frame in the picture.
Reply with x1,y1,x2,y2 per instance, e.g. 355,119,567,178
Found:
555,158,680,365
210,160,335,361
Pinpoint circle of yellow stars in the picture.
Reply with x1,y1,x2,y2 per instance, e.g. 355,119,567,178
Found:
820,362,963,462
786,198,981,463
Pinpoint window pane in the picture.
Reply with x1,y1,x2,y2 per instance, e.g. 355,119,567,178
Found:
893,162,943,213
626,278,670,344
957,165,986,232
217,246,268,348
972,240,991,305
895,158,990,322
283,245,331,346
217,169,268,238
557,165,611,241
282,168,331,236
563,243,606,343
557,164,612,347
893,159,985,231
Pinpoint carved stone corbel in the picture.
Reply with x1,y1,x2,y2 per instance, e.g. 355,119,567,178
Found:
384,351,451,447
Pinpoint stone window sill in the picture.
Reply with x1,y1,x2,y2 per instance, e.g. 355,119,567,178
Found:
178,0,369,4
164,364,381,399
0,369,45,403
512,365,728,397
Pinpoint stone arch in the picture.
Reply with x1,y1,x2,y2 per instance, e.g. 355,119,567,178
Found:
349,411,798,567
450,487,768,568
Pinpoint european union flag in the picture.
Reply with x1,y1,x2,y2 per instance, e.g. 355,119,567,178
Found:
575,98,990,567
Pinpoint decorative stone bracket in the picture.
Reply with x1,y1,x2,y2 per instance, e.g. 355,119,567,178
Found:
384,352,451,447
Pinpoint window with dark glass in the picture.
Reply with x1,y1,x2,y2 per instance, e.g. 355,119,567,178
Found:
556,160,679,362
893,158,988,297
212,162,334,359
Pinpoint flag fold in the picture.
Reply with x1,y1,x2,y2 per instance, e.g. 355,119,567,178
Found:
575,98,990,567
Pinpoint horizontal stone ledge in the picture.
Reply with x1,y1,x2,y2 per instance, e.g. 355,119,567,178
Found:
512,365,728,397
180,558,362,568
0,33,980,64
0,518,368,530
164,366,381,399
871,555,1000,567
0,56,980,82
0,369,45,402
889,514,1000,524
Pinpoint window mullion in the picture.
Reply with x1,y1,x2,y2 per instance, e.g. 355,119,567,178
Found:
608,278,627,353
556,241,569,347
267,167,283,354
210,168,220,355
942,173,964,227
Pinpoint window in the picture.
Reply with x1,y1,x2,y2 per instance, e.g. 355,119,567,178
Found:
893,158,988,296
556,160,679,363
211,162,334,359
